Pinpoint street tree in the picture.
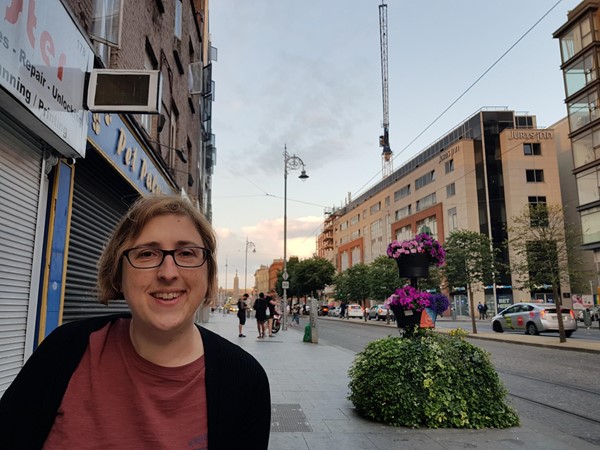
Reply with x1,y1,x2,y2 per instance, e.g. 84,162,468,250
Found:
292,257,336,299
444,229,498,334
506,203,584,343
368,256,400,302
335,263,371,307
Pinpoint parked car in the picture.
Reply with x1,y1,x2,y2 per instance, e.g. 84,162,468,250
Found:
318,305,330,316
368,304,394,321
347,304,364,318
576,306,600,322
491,302,577,337
329,306,341,317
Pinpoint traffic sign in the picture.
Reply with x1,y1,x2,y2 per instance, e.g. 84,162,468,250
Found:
282,281,290,289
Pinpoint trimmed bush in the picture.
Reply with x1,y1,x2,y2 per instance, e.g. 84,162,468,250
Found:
348,331,519,428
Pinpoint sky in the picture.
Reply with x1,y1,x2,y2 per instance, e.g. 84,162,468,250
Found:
209,0,581,293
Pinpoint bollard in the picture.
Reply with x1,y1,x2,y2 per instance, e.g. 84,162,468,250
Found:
451,307,457,320
303,323,311,342
583,309,592,328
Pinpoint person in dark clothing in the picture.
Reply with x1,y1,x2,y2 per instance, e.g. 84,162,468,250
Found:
237,293,249,337
254,292,268,338
0,195,270,450
340,302,347,319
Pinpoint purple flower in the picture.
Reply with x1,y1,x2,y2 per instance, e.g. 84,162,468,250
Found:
430,293,450,315
385,286,432,311
387,232,445,267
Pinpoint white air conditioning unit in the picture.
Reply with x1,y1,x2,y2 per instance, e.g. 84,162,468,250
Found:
86,69,162,113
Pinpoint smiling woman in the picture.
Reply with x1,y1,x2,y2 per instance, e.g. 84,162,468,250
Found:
0,195,271,450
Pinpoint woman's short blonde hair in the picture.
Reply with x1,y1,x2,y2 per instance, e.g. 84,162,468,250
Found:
97,195,217,305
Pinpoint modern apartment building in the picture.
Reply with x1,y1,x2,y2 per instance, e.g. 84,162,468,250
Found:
317,108,570,313
554,1,600,290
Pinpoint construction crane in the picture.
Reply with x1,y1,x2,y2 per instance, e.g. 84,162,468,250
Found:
379,1,393,178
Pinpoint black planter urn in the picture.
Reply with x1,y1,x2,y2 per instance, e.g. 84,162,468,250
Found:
395,252,430,278
390,305,422,330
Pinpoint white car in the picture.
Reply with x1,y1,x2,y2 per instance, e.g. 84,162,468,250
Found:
329,306,341,317
346,304,364,318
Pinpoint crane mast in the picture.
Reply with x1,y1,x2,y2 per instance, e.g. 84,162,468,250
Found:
379,1,393,178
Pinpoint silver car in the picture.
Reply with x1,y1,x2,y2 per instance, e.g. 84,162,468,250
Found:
491,302,577,337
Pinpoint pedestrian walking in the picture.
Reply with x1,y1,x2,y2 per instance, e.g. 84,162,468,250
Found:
291,303,301,325
237,293,249,337
482,303,488,320
0,195,271,449
340,301,347,319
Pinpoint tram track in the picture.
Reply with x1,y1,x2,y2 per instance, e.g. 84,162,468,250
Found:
497,368,600,425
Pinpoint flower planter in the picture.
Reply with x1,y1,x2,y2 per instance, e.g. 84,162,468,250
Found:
390,305,422,330
395,253,430,278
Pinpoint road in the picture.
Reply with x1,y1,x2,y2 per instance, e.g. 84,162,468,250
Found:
307,316,600,447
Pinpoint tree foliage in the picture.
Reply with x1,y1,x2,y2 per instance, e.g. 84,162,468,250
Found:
292,257,336,298
367,256,400,302
443,229,498,334
506,204,585,342
334,263,371,305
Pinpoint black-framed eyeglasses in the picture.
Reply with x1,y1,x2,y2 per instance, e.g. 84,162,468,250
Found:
123,246,211,269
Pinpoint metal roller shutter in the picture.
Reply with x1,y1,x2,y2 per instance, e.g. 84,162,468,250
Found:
0,111,43,393
63,148,138,322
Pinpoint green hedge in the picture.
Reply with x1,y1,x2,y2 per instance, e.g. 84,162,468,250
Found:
348,332,519,428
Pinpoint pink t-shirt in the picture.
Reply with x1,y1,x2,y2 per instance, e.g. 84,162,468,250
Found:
43,318,208,449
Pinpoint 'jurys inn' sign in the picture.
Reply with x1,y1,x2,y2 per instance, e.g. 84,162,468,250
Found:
439,145,460,163
507,130,554,140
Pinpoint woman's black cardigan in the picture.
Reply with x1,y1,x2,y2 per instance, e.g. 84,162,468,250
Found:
0,313,271,449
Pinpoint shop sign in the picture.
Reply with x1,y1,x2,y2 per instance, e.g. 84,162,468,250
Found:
89,113,174,195
1,0,93,157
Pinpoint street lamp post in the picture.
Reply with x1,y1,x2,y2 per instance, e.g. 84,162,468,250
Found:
282,145,309,331
244,237,256,294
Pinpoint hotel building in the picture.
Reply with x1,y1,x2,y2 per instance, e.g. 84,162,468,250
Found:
317,108,570,313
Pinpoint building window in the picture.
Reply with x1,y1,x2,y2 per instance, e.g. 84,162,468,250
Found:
415,170,435,190
351,230,360,240
523,143,541,155
394,185,410,201
445,159,454,174
91,0,123,47
350,215,359,226
340,251,349,271
385,196,390,207
560,17,593,64
526,169,544,183
564,52,596,97
446,182,456,197
581,206,600,245
416,193,436,212
572,128,600,169
394,205,411,221
416,216,438,240
370,220,383,258
528,196,548,227
174,0,182,40
568,89,600,133
576,166,600,205
169,109,178,168
448,207,458,232
340,221,348,231
370,202,381,215
395,225,412,242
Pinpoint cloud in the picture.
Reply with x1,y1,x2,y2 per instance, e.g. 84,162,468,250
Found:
215,215,322,289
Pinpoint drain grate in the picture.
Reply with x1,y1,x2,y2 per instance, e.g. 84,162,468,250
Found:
271,403,313,432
